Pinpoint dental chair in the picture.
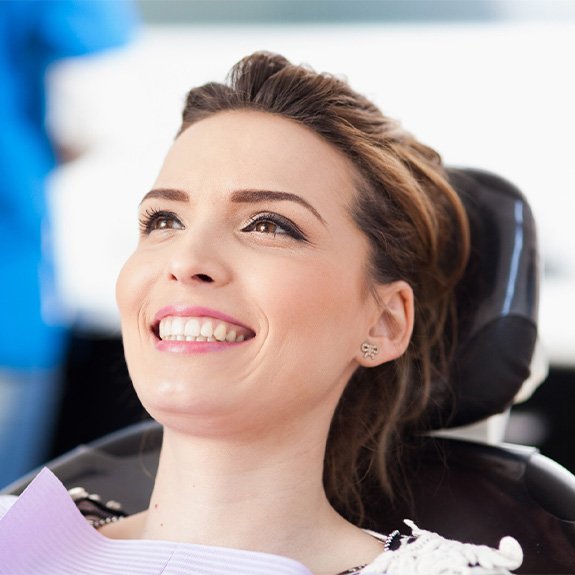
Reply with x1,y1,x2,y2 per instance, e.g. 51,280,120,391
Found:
3,168,575,573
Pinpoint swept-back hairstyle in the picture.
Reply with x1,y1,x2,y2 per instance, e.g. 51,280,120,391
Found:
179,52,470,522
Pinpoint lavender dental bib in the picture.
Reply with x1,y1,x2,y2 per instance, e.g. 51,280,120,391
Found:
0,468,312,575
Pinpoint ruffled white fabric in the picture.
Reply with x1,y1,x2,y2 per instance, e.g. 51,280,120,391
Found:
362,520,523,575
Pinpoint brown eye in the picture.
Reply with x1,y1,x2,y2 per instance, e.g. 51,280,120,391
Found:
139,209,184,235
155,218,179,230
242,213,307,241
254,221,279,234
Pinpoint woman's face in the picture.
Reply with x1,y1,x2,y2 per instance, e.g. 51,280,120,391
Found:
116,111,383,438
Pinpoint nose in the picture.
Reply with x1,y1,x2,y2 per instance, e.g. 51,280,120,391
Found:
166,226,232,287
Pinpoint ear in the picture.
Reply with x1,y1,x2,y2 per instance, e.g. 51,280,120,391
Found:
356,281,414,368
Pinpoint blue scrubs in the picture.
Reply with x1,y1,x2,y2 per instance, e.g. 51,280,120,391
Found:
0,0,138,486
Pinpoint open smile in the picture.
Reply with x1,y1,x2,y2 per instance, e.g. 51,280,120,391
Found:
158,316,252,343
151,306,256,351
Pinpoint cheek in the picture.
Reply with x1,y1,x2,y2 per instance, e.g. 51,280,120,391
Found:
255,254,366,356
115,253,160,400
242,255,367,419
116,257,137,321
116,252,149,316
115,252,154,356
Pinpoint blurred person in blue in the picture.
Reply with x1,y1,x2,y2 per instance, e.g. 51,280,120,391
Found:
0,0,138,487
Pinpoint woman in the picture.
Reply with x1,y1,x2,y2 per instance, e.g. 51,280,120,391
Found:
0,52,522,574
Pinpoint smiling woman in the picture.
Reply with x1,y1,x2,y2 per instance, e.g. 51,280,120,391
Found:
117,110,389,449
0,52,523,575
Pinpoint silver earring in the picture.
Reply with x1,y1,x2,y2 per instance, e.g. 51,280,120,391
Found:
361,342,378,360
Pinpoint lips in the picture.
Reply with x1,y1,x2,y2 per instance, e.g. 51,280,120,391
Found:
152,306,255,346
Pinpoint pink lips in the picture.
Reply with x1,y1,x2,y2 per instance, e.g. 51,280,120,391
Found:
154,305,251,328
152,305,254,354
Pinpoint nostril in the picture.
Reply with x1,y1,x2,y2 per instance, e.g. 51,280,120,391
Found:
193,273,214,283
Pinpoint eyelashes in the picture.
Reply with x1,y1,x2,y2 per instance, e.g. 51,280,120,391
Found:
241,212,308,242
138,207,308,242
138,208,183,235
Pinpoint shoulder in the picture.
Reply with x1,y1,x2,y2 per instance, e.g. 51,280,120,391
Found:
361,520,523,575
0,494,17,519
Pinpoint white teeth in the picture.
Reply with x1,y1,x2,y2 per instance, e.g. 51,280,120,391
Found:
184,318,200,337
172,317,185,334
200,320,213,338
213,323,227,341
158,316,250,343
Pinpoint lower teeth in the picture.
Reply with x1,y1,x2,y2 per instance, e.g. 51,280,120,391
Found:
163,335,233,342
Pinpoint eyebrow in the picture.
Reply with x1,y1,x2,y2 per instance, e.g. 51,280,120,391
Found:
140,188,325,224
231,189,325,224
139,188,189,205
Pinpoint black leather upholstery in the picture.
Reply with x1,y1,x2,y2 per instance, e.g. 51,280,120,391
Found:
442,168,539,428
364,437,575,574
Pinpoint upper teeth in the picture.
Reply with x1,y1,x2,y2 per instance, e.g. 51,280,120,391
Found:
158,316,249,343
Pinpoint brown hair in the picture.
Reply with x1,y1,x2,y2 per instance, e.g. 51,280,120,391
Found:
179,52,470,523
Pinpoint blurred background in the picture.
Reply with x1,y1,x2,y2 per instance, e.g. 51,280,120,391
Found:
1,0,574,487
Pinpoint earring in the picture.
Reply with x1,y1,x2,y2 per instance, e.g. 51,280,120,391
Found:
361,341,378,360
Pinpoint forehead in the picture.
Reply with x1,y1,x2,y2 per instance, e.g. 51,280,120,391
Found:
154,111,359,211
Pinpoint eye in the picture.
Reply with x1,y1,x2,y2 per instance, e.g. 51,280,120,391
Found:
253,220,282,234
139,208,184,235
242,213,307,241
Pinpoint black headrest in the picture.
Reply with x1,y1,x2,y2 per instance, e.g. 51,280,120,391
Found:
434,168,539,429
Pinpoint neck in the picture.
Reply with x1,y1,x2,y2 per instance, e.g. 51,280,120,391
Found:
140,421,351,567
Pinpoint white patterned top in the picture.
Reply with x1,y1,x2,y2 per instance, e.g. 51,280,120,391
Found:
359,520,522,574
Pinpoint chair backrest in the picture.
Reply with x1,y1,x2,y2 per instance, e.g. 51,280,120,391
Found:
2,420,161,513
433,168,539,429
3,168,574,573
364,437,575,574
368,168,575,573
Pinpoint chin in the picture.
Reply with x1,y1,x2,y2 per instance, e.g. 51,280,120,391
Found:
136,378,236,424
